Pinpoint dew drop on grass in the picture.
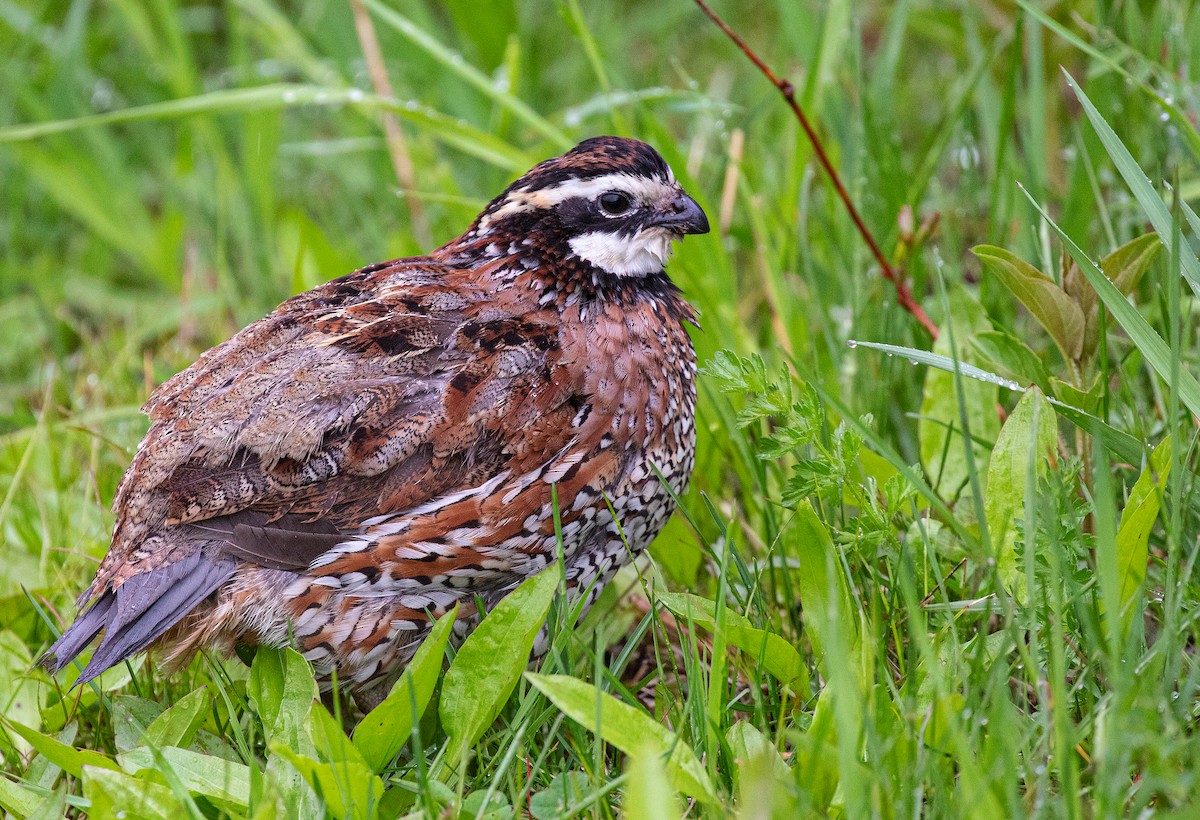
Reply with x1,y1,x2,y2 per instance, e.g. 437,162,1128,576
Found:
956,144,980,170
847,339,858,348
347,88,365,103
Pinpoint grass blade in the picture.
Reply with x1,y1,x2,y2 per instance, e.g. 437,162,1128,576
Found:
1064,70,1200,296
525,672,716,804
361,0,572,148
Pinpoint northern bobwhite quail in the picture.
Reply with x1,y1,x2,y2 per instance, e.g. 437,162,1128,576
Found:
42,136,708,705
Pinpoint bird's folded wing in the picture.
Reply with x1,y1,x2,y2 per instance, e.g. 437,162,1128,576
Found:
96,259,586,591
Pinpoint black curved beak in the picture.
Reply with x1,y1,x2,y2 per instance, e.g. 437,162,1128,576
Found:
651,192,710,235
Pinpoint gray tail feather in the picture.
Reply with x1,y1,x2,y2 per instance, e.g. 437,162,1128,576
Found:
40,550,237,686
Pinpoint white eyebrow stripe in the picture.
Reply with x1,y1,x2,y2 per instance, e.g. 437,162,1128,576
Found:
482,171,678,224
537,172,676,205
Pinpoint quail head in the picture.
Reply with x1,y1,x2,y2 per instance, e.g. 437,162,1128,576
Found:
42,136,709,706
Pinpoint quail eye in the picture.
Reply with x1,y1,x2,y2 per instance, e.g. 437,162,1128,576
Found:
598,191,633,216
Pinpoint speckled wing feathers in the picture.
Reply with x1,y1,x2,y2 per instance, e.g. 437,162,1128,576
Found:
104,260,577,568
51,255,586,679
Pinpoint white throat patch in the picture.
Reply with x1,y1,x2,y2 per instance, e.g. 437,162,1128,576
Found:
569,228,675,277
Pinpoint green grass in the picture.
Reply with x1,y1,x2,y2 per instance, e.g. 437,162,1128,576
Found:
2,0,1200,816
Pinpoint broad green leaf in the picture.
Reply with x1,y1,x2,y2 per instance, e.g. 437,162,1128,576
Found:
974,245,1085,363
529,771,592,820
460,790,512,820
143,687,211,750
728,722,794,819
656,592,810,696
624,742,683,820
1019,192,1200,422
971,331,1053,392
309,705,369,769
1,719,119,777
985,388,1057,596
248,646,317,754
83,766,184,820
26,788,68,818
1093,234,1162,360
300,707,383,819
857,447,900,488
271,741,384,820
917,288,1000,498
1115,438,1171,634
248,647,320,815
791,686,840,814
1064,234,1162,359
648,515,704,587
111,696,166,754
1103,233,1161,296
119,747,251,811
0,775,42,817
786,501,859,676
353,606,457,772
0,631,43,757
922,692,966,755
526,673,716,804
728,722,790,784
1050,376,1102,415
440,565,561,757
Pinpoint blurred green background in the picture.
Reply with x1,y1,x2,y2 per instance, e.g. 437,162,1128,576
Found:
2,0,1200,816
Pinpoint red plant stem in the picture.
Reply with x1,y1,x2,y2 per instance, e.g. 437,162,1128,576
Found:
693,0,940,340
